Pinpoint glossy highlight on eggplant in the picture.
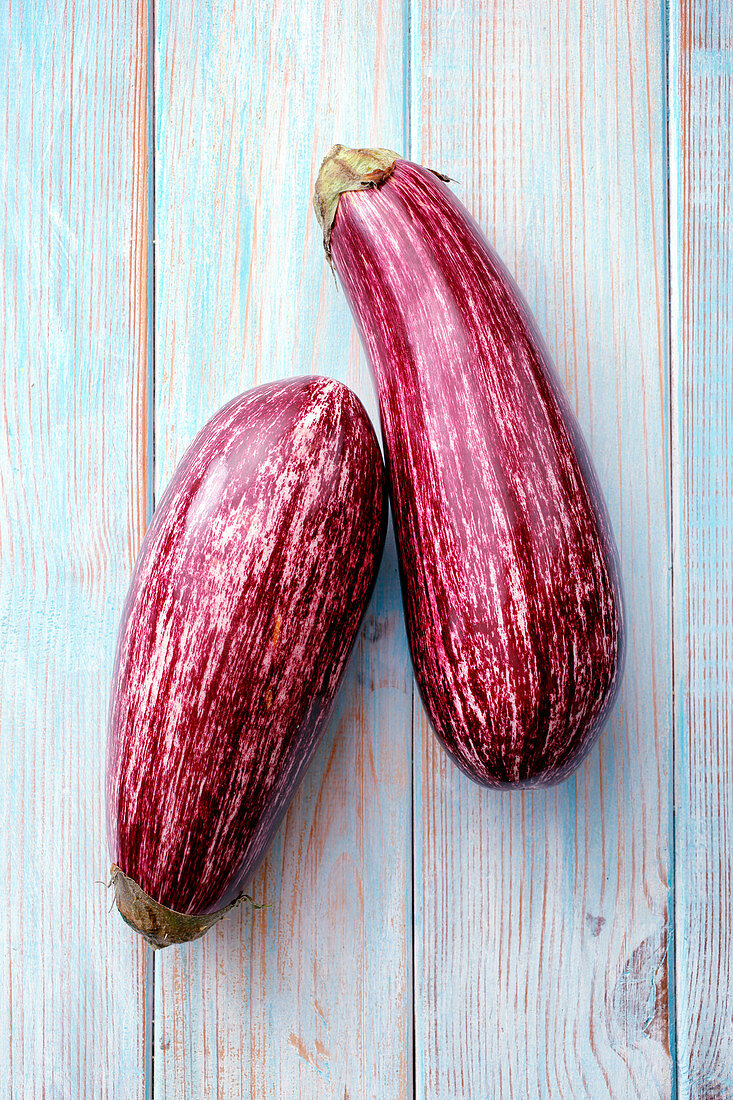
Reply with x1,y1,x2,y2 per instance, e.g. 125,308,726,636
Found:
315,145,624,788
107,376,387,944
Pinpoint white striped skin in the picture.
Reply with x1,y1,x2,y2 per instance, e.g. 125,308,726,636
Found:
329,157,624,787
107,376,386,915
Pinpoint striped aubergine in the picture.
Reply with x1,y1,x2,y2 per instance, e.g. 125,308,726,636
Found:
314,145,624,788
106,376,387,947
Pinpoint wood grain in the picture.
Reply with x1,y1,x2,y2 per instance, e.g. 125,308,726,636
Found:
0,1,150,1096
410,0,672,1095
4,0,731,1091
152,0,412,1095
671,2,733,1097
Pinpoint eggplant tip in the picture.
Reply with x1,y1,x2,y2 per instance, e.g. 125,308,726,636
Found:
313,144,401,265
109,864,245,949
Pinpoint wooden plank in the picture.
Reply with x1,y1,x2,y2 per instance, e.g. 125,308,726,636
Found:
410,0,672,1096
0,1,150,1096
152,1,412,1096
671,3,733,1097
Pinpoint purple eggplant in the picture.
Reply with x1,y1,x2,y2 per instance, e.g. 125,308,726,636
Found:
107,376,386,946
314,145,624,787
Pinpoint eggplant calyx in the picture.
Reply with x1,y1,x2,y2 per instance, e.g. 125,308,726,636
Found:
109,864,256,949
313,144,401,266
313,144,453,267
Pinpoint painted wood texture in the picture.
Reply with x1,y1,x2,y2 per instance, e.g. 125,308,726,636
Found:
5,0,733,1095
410,0,672,1096
0,2,149,1097
672,3,733,1097
152,1,412,1096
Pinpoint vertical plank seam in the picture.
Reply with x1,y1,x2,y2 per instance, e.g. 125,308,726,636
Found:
410,686,417,1100
665,0,680,1093
147,0,157,530
146,0,157,1095
404,3,415,1098
146,945,156,1100
403,0,412,163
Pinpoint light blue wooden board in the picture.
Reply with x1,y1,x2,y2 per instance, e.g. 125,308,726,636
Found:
410,0,672,1096
0,1,149,1097
671,3,733,1096
6,0,733,1092
152,1,413,1095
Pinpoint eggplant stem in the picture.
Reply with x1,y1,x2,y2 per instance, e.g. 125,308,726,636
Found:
110,864,263,949
313,144,453,267
313,144,401,266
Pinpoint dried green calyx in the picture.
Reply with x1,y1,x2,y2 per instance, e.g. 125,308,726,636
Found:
313,143,452,267
110,864,262,949
313,144,401,266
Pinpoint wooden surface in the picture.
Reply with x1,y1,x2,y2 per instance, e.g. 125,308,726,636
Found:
152,2,412,1097
672,3,733,1098
0,2,149,1097
1,0,731,1097
411,1,672,1097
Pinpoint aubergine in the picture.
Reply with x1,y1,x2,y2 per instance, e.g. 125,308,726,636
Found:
107,376,386,946
314,145,624,787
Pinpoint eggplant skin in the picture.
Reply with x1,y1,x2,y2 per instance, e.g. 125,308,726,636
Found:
107,376,386,915
318,149,624,788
